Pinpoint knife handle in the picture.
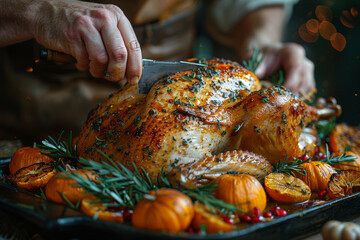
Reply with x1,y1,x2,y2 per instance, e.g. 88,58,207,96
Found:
40,49,76,63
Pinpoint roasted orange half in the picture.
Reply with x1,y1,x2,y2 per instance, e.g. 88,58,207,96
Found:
191,202,234,234
329,123,360,155
265,173,311,203
328,170,360,199
81,197,124,223
11,162,56,191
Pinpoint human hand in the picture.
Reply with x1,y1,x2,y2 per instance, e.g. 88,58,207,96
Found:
254,43,316,93
32,0,142,83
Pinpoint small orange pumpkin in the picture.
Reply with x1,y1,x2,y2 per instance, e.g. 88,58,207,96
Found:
294,161,336,190
333,151,360,171
214,174,267,215
9,147,54,175
45,169,99,205
132,188,194,232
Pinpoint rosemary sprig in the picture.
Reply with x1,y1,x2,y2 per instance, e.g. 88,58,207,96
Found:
66,150,243,213
272,155,310,177
315,119,336,143
38,131,77,161
65,150,157,208
242,47,263,72
268,70,284,87
320,145,356,166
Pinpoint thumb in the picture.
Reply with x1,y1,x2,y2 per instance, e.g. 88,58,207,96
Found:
254,61,267,80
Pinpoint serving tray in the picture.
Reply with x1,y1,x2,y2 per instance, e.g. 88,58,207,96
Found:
0,157,359,240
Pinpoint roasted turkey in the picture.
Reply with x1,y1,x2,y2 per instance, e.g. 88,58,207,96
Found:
76,59,341,187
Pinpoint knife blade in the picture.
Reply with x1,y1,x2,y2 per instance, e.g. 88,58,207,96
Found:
40,49,207,94
139,59,206,94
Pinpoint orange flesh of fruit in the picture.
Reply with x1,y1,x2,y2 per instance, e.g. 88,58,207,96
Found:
265,173,311,203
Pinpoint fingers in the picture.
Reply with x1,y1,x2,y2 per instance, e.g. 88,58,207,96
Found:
117,13,142,84
101,20,127,82
281,44,316,93
72,5,142,83
76,14,108,78
282,44,304,92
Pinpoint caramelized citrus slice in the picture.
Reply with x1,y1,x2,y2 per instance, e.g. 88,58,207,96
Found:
265,173,311,203
9,147,54,175
329,123,360,155
333,151,360,171
45,169,99,205
11,162,56,191
191,202,234,234
328,170,360,199
81,197,124,223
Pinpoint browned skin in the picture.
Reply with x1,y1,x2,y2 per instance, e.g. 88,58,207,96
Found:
177,87,321,164
168,150,273,189
77,59,340,187
77,59,264,185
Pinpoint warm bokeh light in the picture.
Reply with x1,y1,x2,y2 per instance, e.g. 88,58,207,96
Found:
34,59,40,63
319,21,337,40
26,67,34,73
298,24,319,43
315,5,333,21
330,33,346,52
351,8,358,17
306,19,320,33
340,10,356,28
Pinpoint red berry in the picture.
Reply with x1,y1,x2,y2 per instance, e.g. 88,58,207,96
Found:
221,215,233,225
275,209,287,217
243,215,252,222
271,205,280,214
302,155,309,161
251,216,265,223
315,147,319,155
263,211,273,218
318,190,327,199
298,155,303,160
123,209,133,221
253,207,261,217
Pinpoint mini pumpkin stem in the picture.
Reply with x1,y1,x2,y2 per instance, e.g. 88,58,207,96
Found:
143,194,157,201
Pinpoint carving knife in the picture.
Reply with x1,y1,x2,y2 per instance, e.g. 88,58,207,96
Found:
40,49,207,94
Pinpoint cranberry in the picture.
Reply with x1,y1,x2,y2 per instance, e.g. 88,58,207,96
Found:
243,215,252,222
314,147,319,155
123,209,133,221
221,215,233,225
251,216,264,223
298,155,304,160
318,152,326,160
263,211,273,218
275,209,287,217
302,155,310,161
318,190,327,199
253,207,261,217
271,205,280,214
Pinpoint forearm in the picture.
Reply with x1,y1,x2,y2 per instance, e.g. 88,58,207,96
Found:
231,6,285,60
0,0,39,46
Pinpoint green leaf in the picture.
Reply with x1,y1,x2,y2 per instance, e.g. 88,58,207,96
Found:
181,76,192,82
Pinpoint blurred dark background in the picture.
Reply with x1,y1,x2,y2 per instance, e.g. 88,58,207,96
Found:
286,0,360,126
207,0,359,126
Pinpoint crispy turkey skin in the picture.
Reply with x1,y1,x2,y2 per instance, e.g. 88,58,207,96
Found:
76,59,335,186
